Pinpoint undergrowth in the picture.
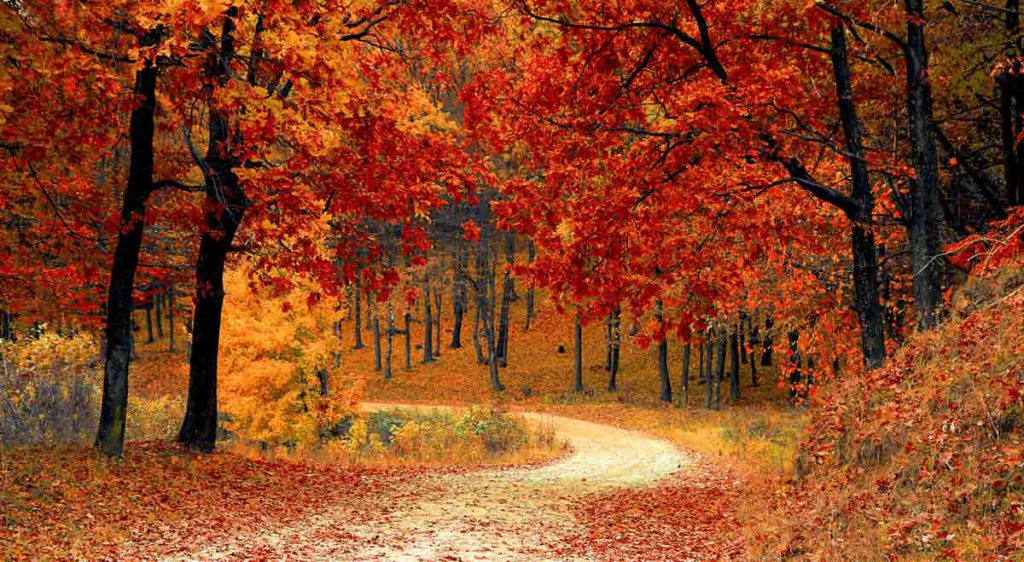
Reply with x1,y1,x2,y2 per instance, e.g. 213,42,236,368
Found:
751,262,1024,560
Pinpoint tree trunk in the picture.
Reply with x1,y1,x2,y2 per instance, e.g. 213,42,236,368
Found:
433,288,442,357
904,0,945,330
476,196,502,391
573,313,583,392
178,10,246,453
713,329,726,411
144,304,154,344
422,270,434,364
679,342,691,407
999,72,1022,207
749,323,760,386
997,0,1023,210
0,311,11,340
788,330,803,400
738,313,747,364
697,341,704,384
831,24,887,369
316,369,329,396
404,312,412,369
95,58,158,457
704,336,714,409
604,314,613,371
451,246,467,348
372,303,380,372
524,239,536,330
473,298,485,364
154,291,163,339
608,305,620,391
729,330,740,401
496,232,514,367
384,303,394,379
353,266,364,349
656,300,672,403
761,316,773,366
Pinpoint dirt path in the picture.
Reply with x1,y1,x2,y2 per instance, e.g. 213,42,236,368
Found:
180,404,692,561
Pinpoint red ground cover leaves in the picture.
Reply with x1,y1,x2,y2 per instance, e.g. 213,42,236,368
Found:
561,456,744,561
0,441,423,559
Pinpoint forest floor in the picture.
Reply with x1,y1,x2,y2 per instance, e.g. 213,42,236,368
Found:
145,404,741,560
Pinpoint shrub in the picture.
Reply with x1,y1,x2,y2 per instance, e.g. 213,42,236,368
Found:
0,332,98,446
337,407,560,465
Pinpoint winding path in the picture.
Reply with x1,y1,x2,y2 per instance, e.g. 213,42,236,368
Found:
182,404,690,561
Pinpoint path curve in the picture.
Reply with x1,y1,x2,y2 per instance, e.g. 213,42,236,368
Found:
183,403,690,561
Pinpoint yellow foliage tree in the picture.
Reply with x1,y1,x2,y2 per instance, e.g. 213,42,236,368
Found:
218,268,363,448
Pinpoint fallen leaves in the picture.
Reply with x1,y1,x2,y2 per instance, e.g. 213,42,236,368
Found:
557,457,744,561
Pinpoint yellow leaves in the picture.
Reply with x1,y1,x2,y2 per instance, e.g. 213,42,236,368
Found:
555,219,574,242
215,267,357,447
395,87,458,135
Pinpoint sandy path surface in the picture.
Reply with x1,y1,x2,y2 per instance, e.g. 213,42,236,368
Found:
178,403,690,561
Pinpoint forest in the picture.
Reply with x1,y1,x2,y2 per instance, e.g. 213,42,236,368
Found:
1,0,1022,559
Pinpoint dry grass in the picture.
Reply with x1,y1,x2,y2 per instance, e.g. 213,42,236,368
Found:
229,406,568,469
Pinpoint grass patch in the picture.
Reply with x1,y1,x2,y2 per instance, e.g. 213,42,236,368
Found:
232,405,567,468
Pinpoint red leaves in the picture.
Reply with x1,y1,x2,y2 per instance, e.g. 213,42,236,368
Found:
462,220,481,242
558,456,744,561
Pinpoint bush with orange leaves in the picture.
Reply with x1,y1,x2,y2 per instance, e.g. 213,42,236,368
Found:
217,269,363,449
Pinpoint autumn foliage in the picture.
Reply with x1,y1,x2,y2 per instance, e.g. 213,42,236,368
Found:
2,0,1024,558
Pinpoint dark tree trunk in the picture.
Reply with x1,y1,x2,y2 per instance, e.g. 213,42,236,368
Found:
656,300,671,403
433,289,442,357
604,314,613,371
761,316,774,366
704,336,714,409
997,4,1024,210
154,291,163,338
831,24,887,369
450,246,467,348
698,341,705,384
95,57,158,457
788,330,803,400
371,304,382,371
0,311,12,340
679,342,691,407
713,329,726,411
353,266,364,349
384,304,394,379
729,330,740,401
524,239,536,330
738,313,747,364
999,72,1022,207
749,323,760,387
476,197,502,391
404,312,412,370
608,305,620,391
331,320,341,370
573,313,583,392
904,0,945,330
422,270,434,364
178,10,246,453
316,369,329,396
473,299,485,364
144,304,154,344
496,232,514,367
